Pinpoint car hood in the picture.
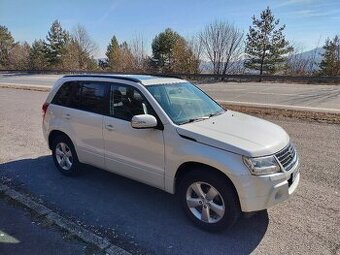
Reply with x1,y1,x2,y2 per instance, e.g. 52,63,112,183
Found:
176,111,289,157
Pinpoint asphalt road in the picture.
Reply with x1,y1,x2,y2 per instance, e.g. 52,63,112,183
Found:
198,82,340,112
0,88,339,255
0,73,340,112
0,197,91,255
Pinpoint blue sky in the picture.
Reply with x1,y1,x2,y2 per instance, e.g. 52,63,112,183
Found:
0,0,339,58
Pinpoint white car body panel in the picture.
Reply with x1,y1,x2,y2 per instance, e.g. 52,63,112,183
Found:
61,107,105,169
43,74,300,213
103,116,165,189
176,110,290,157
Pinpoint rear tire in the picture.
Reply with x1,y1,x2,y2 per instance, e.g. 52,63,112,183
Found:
178,168,241,231
51,135,80,176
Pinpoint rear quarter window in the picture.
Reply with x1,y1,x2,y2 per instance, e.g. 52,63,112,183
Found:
79,82,106,114
51,81,107,115
52,81,76,106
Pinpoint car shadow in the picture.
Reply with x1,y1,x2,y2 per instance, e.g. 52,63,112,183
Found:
0,156,269,255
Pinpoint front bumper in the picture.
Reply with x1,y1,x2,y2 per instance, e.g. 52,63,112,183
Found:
237,159,300,212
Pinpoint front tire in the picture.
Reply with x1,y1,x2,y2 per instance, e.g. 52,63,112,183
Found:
178,169,241,231
52,135,80,176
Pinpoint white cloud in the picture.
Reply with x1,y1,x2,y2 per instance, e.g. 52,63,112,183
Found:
276,0,318,8
289,9,340,17
96,1,119,25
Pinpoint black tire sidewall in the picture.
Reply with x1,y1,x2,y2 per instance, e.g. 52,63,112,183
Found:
178,170,240,231
52,135,79,176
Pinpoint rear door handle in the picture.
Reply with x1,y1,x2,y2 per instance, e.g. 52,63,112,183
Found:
105,124,115,131
64,113,71,120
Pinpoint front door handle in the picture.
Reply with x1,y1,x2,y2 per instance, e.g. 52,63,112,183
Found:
105,124,115,131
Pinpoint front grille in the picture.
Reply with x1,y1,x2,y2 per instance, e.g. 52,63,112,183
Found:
275,144,297,171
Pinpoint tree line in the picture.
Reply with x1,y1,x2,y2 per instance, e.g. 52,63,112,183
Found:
0,7,339,76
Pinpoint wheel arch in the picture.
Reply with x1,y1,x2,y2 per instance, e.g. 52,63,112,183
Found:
48,130,72,150
174,162,240,203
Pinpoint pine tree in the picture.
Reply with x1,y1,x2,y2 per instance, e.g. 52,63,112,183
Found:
172,38,200,73
319,35,340,76
151,28,199,73
106,36,120,71
44,20,69,68
0,25,16,68
105,36,135,72
245,7,293,76
151,28,180,72
29,40,49,70
118,41,134,72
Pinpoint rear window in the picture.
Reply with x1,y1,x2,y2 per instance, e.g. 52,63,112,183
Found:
52,81,75,106
52,81,107,114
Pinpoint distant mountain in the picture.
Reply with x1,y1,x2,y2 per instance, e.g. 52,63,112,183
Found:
199,47,325,73
293,47,324,63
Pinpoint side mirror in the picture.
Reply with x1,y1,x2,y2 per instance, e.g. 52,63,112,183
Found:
131,114,158,129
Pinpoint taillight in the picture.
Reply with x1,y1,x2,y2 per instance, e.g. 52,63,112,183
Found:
42,102,49,119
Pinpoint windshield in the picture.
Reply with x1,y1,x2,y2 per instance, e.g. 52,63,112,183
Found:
147,82,224,125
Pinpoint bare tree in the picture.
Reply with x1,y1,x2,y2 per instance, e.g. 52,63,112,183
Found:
187,34,204,72
118,41,135,72
199,21,244,77
8,42,31,70
61,25,98,70
130,34,147,71
72,25,97,57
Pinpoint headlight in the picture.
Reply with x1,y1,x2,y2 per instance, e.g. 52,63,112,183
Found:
243,155,281,176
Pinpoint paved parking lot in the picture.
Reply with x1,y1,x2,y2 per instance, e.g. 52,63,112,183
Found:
0,88,339,254
198,82,340,112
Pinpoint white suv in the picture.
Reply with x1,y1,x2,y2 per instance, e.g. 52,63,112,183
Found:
42,74,300,231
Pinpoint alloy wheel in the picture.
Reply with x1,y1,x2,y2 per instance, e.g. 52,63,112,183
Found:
186,181,225,223
55,142,73,171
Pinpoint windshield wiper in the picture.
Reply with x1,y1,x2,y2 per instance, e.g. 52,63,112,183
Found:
179,116,210,125
207,110,224,118
179,111,224,125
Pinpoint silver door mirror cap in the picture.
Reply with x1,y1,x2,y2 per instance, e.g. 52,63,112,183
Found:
131,114,158,129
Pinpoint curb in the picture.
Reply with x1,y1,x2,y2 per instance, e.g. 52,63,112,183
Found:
219,101,340,124
1,83,340,124
0,183,131,255
0,83,50,92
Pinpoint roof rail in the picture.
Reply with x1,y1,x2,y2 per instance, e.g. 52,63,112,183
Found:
152,73,182,79
62,74,141,83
